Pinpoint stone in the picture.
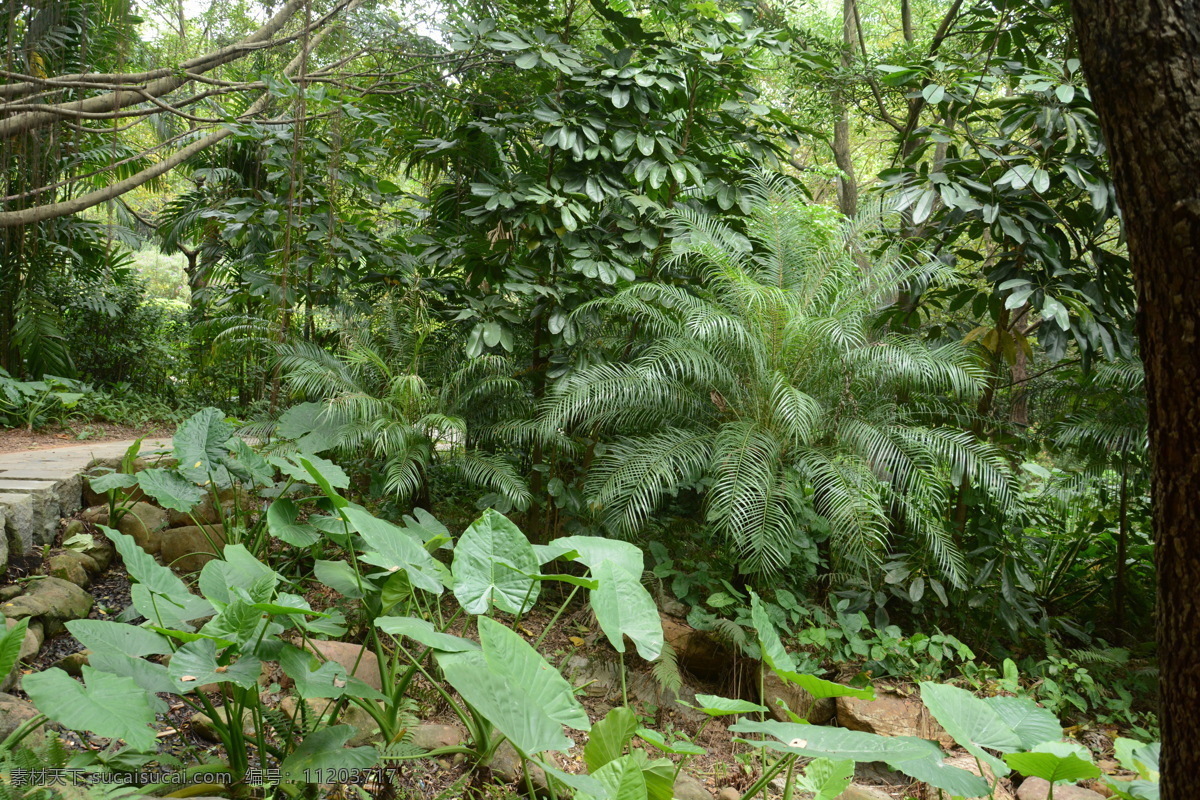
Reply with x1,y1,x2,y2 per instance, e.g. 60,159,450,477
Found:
489,740,550,792
44,551,94,587
1016,777,1105,800
168,486,250,528
6,617,43,661
0,479,63,546
304,640,384,691
55,651,90,676
0,508,7,574
0,693,46,747
80,505,109,525
0,577,93,631
116,502,171,555
410,722,467,751
673,771,714,800
835,787,893,800
0,493,36,554
716,788,741,800
761,669,836,724
81,536,115,571
158,524,226,572
278,697,383,747
942,754,1014,800
837,690,952,748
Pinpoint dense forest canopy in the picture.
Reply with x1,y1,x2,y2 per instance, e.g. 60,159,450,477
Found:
1,0,1193,796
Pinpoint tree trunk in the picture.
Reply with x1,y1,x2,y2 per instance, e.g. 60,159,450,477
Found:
833,0,859,216
1071,2,1200,794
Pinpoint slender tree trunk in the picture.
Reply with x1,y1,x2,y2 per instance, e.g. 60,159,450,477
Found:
1072,2,1200,794
1115,457,1129,639
833,0,859,216
900,0,913,43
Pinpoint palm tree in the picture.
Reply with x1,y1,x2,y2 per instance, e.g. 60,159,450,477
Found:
540,176,1015,583
275,296,532,511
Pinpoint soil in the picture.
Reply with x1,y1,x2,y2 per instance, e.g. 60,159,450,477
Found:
0,422,173,454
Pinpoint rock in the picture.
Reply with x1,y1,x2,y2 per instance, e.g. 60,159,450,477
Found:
660,614,735,682
716,788,741,800
659,595,688,617
0,493,35,554
158,524,226,572
44,551,95,587
489,740,550,793
168,487,250,528
304,640,383,692
761,669,836,724
116,502,170,555
835,787,893,800
0,577,93,633
410,722,466,751
80,505,109,525
943,754,1014,800
81,536,115,571
0,508,7,574
673,771,714,800
278,697,382,747
55,651,90,676
1016,777,1105,800
837,690,952,748
0,693,45,747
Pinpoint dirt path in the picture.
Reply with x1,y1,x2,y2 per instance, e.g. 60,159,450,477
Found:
0,423,172,454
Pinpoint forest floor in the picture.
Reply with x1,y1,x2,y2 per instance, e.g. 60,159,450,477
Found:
0,423,172,454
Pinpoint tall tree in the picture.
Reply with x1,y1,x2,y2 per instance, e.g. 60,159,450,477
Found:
1070,0,1200,794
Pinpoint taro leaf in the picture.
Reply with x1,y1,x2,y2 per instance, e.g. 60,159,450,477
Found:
795,757,855,800
86,647,177,698
24,667,158,752
1114,737,1159,781
174,407,235,484
222,438,275,487
88,471,138,494
136,469,203,513
590,559,663,661
375,616,478,652
437,649,573,755
404,508,452,550
920,682,1021,775
169,639,261,691
541,765,610,800
280,725,378,781
280,644,349,700
266,499,319,547
1004,741,1100,785
749,590,795,672
101,526,212,627
199,545,279,608
538,536,644,577
692,694,768,716
635,728,706,756
66,620,171,657
578,755,647,800
343,507,443,594
277,402,340,454
477,617,590,731
730,720,989,798
773,668,874,701
201,598,280,648
295,454,350,490
584,706,639,772
451,509,540,615
314,559,368,599
0,616,26,679
983,695,1062,750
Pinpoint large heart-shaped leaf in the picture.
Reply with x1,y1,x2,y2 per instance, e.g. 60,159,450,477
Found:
578,755,648,800
174,407,235,484
66,620,171,657
983,695,1061,750
343,507,443,594
266,499,320,547
477,617,590,730
692,694,768,716
102,526,212,627
537,536,644,577
590,560,663,661
1005,742,1100,785
280,725,378,780
375,616,478,652
222,438,275,486
277,402,340,454
170,639,262,691
584,707,639,772
137,468,203,513
451,509,540,615
920,682,1021,776
24,667,159,752
795,758,855,800
199,545,279,608
314,559,369,599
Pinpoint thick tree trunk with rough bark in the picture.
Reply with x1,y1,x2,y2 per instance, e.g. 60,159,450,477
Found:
1071,2,1200,795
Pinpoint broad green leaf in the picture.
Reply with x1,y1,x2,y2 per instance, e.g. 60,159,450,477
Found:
1004,741,1100,784
773,668,874,700
542,765,610,800
86,646,177,697
169,639,261,691
277,402,340,454
437,649,572,755
635,728,706,756
585,707,638,772
920,682,1020,776
591,560,663,661
295,454,350,491
692,694,768,717
199,545,278,608
66,619,171,657
280,645,350,700
1114,738,1159,781
579,755,648,800
314,559,368,599
795,758,855,800
24,667,158,752
343,507,443,594
102,526,212,626
136,469,203,513
750,590,795,672
222,437,276,486
88,471,138,494
451,509,540,615
0,616,26,678
266,499,320,547
375,616,478,652
983,696,1061,750
478,617,590,731
280,725,378,780
174,407,235,484
538,536,644,576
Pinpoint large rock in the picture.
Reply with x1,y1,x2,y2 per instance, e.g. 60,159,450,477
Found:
44,551,97,588
0,577,93,632
761,669,836,724
80,505,109,526
116,502,170,555
410,722,467,751
489,740,551,792
189,708,257,743
0,507,7,573
0,493,36,554
158,524,226,572
304,640,383,692
834,787,893,800
673,771,714,800
1016,777,1104,800
0,693,46,747
837,690,952,748
278,697,382,747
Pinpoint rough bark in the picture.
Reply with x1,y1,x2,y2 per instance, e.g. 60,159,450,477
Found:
833,0,859,216
1071,2,1200,795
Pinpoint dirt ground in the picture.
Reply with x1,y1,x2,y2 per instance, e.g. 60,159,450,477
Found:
0,423,172,454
